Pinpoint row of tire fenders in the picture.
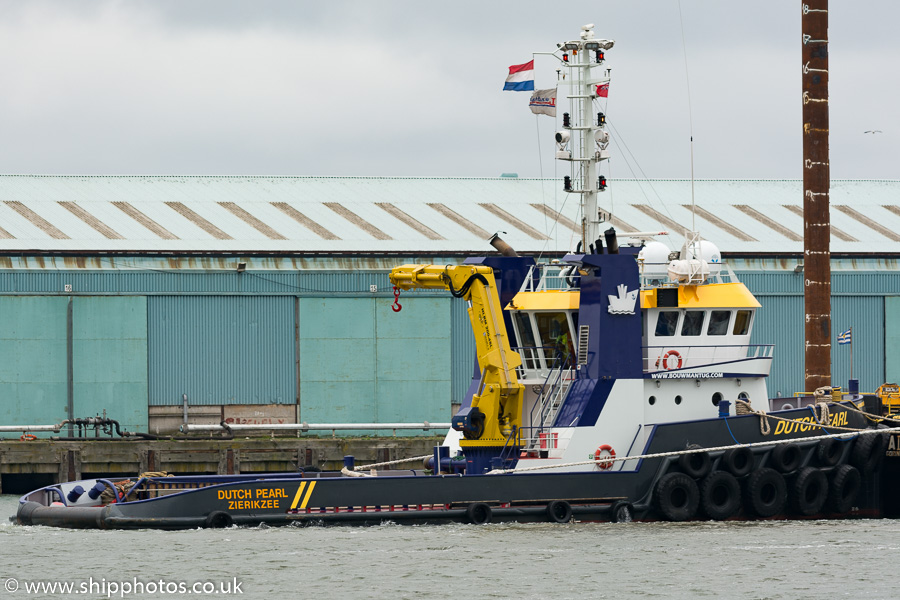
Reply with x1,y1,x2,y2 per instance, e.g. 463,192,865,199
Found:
652,433,885,522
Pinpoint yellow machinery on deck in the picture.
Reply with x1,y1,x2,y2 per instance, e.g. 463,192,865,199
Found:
389,264,524,448
877,383,900,416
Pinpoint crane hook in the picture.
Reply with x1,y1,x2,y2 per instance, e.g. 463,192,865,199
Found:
391,286,402,312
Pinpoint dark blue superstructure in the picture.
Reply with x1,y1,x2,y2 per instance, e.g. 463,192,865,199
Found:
554,250,642,427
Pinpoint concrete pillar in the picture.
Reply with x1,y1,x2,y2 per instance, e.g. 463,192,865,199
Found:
218,449,240,475
57,449,81,484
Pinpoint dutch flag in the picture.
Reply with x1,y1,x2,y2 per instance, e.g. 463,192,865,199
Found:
838,328,852,345
503,60,535,91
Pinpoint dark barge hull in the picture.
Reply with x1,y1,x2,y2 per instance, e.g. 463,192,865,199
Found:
15,406,890,529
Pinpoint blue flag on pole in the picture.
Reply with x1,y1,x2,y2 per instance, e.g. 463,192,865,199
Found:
837,328,852,345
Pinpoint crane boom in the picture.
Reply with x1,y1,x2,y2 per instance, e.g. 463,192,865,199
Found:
389,264,524,447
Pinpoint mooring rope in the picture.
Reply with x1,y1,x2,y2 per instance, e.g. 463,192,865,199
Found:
834,398,900,426
350,401,898,475
352,454,432,471
735,399,771,435
487,423,900,475
734,399,870,434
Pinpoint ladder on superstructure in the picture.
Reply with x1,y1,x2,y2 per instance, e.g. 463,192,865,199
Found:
526,360,574,451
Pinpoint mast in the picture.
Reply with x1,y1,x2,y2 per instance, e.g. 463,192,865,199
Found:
555,24,613,251
801,0,831,392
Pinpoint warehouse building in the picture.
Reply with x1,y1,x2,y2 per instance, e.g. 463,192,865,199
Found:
0,175,898,434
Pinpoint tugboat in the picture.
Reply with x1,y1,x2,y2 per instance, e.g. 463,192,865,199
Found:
15,25,894,529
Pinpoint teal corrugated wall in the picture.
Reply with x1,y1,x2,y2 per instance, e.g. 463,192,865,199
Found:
73,296,148,431
299,297,376,423
0,270,448,297
451,297,476,403
298,296,451,434
3,268,900,431
148,296,296,405
0,297,68,430
750,294,804,398
886,297,900,384
746,273,892,397
833,295,884,392
0,296,148,431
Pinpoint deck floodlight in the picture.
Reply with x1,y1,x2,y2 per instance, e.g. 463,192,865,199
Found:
555,130,570,145
584,41,600,51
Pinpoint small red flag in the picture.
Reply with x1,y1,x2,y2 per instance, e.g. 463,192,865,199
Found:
596,82,609,98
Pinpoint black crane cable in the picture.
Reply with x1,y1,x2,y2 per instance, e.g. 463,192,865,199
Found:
445,273,490,299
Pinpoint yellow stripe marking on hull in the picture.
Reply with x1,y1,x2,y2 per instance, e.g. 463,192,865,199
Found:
290,482,307,510
300,481,317,509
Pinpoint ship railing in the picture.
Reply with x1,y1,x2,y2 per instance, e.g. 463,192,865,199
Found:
518,263,580,293
496,426,521,469
643,344,774,373
518,425,563,456
639,261,742,289
513,345,571,377
524,359,574,451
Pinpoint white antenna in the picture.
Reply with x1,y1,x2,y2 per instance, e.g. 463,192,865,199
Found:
678,0,697,234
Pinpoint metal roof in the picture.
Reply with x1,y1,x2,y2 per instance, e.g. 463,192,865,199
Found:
0,175,898,254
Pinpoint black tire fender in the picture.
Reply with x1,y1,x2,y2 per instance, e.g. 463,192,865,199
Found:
610,500,633,523
654,472,699,522
679,450,712,479
205,511,233,529
829,464,861,514
545,500,572,524
850,432,886,473
699,471,741,520
790,467,828,516
721,446,754,477
770,443,802,473
743,467,787,518
466,502,492,525
816,437,842,467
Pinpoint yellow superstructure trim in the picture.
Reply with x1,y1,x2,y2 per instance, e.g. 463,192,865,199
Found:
640,282,760,309
290,482,307,510
300,481,316,509
507,290,580,311
508,283,759,311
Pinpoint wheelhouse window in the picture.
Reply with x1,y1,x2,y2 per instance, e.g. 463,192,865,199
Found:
655,311,679,336
733,310,753,335
535,312,574,365
708,310,731,336
513,312,537,348
681,311,705,336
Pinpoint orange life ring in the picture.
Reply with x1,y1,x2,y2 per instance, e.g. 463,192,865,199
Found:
593,444,616,470
662,350,683,370
20,433,37,441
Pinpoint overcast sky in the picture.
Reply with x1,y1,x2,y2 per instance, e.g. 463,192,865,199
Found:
0,0,896,180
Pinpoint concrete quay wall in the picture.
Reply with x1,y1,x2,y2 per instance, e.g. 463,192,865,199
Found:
0,437,442,494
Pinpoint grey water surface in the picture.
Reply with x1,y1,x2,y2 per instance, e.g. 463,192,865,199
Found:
2,494,897,599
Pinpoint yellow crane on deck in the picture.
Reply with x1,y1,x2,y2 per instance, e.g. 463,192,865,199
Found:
389,264,524,449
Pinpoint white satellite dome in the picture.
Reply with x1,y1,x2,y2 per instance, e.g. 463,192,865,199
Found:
689,240,722,276
638,241,670,277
